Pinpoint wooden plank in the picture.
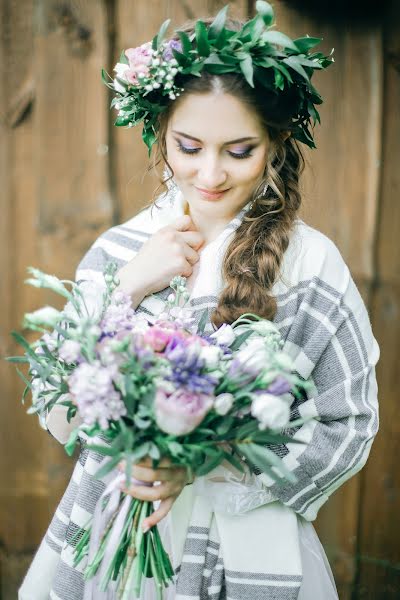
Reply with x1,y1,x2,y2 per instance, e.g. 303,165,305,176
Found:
355,1,400,596
114,0,248,224
1,0,112,595
268,4,384,597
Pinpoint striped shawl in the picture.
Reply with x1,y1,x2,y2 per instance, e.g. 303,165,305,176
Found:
18,189,379,600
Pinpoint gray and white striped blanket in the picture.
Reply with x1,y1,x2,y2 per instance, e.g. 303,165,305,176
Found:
19,189,379,599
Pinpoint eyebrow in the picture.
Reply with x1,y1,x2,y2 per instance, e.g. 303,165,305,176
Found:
172,130,259,145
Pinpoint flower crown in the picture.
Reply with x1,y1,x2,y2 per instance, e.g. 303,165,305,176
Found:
101,1,334,154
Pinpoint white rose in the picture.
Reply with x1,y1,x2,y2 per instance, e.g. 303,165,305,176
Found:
113,62,130,92
251,393,290,430
236,338,268,371
210,323,236,346
214,393,234,416
200,345,221,369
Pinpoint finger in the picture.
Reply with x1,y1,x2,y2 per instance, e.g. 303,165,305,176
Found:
135,456,172,469
182,244,200,266
172,215,194,232
131,464,186,484
142,496,175,532
123,481,180,502
180,230,205,250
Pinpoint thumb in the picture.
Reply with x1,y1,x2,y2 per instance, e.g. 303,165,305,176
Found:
173,214,197,232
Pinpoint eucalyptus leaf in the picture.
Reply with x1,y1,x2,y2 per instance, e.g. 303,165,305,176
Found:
156,19,171,50
195,21,211,57
262,31,298,52
256,0,275,27
119,50,129,65
283,56,310,82
65,428,80,457
93,454,122,480
208,5,229,39
197,307,209,335
178,31,192,55
293,36,322,53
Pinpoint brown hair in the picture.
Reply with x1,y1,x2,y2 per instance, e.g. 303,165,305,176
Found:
148,17,305,329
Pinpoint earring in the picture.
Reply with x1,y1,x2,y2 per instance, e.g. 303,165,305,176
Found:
163,166,179,205
256,182,269,199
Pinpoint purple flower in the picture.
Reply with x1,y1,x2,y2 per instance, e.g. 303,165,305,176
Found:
68,360,126,429
100,290,136,334
154,387,213,436
266,375,292,396
163,39,183,61
164,338,218,394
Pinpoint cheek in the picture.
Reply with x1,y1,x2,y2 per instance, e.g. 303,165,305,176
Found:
166,145,194,180
235,156,266,186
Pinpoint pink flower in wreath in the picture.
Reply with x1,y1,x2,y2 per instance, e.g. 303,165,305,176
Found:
125,42,152,79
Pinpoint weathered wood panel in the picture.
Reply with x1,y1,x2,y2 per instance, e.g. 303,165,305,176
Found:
355,1,400,597
0,0,113,596
269,3,385,597
0,0,398,598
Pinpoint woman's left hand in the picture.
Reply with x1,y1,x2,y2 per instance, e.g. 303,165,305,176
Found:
119,457,193,532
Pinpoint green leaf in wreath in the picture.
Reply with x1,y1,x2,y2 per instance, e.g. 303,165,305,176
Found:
195,20,211,57
256,0,275,27
208,5,229,40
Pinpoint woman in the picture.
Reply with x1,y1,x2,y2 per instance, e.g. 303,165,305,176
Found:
19,3,379,599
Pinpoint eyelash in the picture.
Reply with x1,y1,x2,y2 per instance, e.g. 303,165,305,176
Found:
176,142,254,160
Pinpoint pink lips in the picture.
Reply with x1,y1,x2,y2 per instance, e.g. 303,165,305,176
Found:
195,186,230,199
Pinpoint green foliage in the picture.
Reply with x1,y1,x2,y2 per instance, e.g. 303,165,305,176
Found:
104,1,334,154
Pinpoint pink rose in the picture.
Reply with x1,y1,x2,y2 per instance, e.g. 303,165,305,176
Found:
154,388,213,436
143,326,175,352
125,42,152,71
123,68,140,86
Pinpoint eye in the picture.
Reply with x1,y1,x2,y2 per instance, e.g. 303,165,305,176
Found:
228,149,254,160
175,141,254,159
176,142,200,155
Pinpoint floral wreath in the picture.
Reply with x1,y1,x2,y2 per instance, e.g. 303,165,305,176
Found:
101,1,334,154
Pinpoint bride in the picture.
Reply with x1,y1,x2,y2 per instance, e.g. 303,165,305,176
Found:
19,3,379,598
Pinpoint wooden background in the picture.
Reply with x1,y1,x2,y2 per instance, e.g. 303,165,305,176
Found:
0,0,399,597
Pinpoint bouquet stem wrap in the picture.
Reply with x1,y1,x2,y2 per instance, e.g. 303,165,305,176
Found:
79,473,173,599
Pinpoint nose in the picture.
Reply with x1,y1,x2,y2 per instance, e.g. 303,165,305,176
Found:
197,151,228,190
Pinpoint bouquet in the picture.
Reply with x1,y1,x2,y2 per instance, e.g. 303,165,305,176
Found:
8,263,314,599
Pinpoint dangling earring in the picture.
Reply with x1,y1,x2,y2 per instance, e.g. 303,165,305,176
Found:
163,165,179,206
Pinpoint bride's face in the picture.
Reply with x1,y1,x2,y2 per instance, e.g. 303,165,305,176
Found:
165,91,270,219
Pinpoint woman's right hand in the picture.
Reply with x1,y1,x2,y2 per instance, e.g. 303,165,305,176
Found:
117,214,205,302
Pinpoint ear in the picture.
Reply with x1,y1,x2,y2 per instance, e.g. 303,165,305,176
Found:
281,130,291,142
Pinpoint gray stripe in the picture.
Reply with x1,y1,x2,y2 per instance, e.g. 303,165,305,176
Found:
102,228,144,252
52,560,84,600
77,246,126,273
49,514,68,541
226,582,300,600
74,469,106,515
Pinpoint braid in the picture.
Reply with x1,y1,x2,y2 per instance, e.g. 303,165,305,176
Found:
211,137,304,328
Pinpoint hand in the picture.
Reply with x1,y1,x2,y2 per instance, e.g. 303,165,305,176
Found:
116,214,205,302
119,457,193,532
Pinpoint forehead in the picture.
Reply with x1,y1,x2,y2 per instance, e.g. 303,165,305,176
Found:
168,91,266,142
